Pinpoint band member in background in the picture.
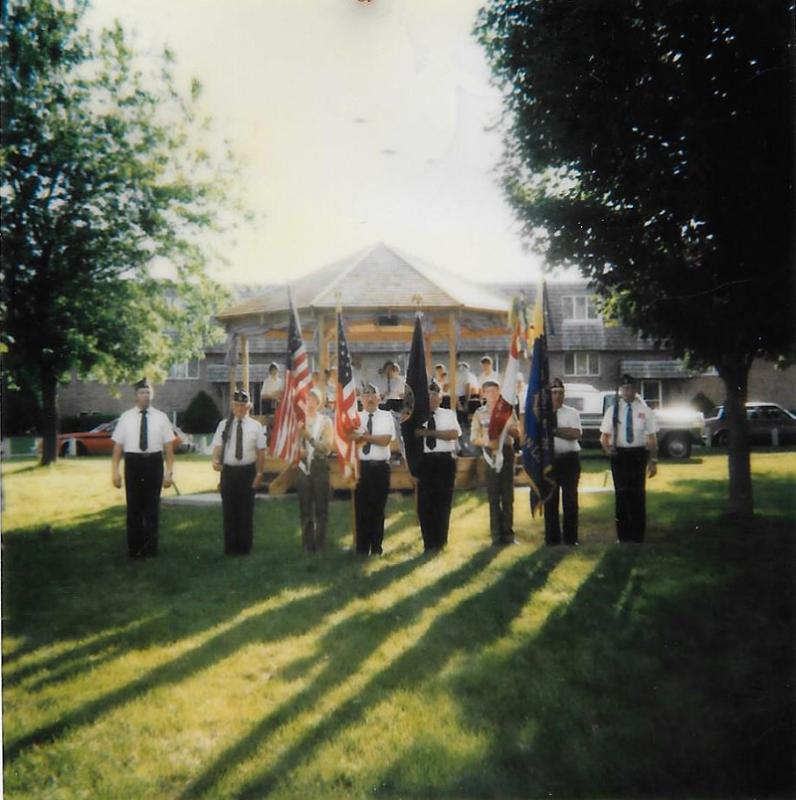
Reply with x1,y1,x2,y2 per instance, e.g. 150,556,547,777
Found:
297,388,334,552
544,378,582,546
111,378,174,558
600,374,658,543
415,381,462,552
260,362,284,415
352,384,395,555
211,389,266,555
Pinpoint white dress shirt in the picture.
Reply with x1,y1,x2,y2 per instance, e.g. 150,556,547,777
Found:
422,407,462,454
554,404,582,455
600,398,658,448
112,406,174,454
358,408,396,461
260,375,284,399
455,368,479,396
211,416,267,466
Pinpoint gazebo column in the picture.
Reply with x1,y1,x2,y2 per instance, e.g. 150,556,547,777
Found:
448,311,458,386
317,313,329,371
241,335,250,392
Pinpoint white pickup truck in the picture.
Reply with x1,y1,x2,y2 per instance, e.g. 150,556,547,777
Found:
562,383,705,459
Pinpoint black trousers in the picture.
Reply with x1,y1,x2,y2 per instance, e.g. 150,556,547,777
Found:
296,459,330,552
610,448,648,542
486,445,515,544
544,451,581,545
124,453,164,558
355,461,391,554
220,463,257,554
418,452,457,550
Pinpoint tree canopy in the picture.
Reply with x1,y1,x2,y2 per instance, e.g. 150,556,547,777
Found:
477,0,794,513
1,0,240,462
476,0,793,370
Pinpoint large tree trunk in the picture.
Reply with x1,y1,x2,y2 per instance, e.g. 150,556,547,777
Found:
39,363,59,466
718,362,753,517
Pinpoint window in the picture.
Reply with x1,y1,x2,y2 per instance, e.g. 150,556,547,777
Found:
641,380,662,408
168,358,200,380
563,295,599,321
564,352,600,377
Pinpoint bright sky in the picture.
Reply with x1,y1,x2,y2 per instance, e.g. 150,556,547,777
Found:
85,0,545,285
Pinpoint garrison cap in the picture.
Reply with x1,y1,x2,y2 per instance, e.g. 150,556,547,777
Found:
233,388,251,403
133,378,151,391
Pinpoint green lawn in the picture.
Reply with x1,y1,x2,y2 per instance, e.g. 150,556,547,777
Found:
2,452,794,799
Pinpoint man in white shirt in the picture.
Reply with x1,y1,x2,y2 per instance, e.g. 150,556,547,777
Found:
455,361,479,425
477,355,497,388
111,378,175,558
380,361,406,413
415,381,462,552
211,388,267,554
544,378,583,546
260,362,284,415
600,373,659,543
352,384,396,555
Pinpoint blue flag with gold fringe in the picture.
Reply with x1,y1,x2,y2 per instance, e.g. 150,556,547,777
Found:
522,281,557,516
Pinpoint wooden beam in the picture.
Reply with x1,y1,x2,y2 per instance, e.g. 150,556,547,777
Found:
240,335,250,391
448,310,458,384
317,313,328,371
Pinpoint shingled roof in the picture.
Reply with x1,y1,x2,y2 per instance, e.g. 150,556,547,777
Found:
217,243,510,320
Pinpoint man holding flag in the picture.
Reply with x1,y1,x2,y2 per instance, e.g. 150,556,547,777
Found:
470,325,522,546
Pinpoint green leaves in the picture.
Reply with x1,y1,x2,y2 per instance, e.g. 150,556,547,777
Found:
2,0,241,390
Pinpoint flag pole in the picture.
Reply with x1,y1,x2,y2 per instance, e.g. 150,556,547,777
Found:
336,292,356,550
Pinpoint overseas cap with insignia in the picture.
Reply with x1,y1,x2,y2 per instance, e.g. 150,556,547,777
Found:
619,373,636,386
268,361,279,370
233,388,250,403
480,355,492,364
457,361,470,369
133,377,151,391
550,377,565,389
481,378,500,389
362,383,379,395
428,380,441,393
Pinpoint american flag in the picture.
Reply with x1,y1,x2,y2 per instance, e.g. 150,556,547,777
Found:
270,294,312,464
334,312,361,482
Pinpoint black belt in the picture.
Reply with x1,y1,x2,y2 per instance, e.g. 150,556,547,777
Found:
424,451,454,457
223,462,257,469
360,460,390,468
125,452,163,459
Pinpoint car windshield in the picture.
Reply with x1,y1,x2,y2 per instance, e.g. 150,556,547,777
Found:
91,420,118,433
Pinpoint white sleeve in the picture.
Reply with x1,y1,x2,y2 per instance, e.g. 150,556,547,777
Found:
160,413,175,447
111,413,128,444
646,408,659,435
599,407,614,435
211,420,226,449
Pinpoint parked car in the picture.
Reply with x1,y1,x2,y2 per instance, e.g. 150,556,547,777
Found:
56,419,195,456
704,402,796,446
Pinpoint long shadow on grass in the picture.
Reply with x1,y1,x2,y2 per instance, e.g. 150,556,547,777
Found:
420,523,794,799
183,546,567,799
3,505,429,762
1,495,419,672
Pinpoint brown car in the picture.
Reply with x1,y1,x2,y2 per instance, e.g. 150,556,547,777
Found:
56,419,194,456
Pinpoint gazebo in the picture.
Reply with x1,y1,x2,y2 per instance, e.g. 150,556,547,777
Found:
217,242,512,397
215,243,519,490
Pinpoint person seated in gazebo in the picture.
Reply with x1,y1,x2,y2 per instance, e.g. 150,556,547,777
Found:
381,361,405,413
324,366,337,412
260,362,284,416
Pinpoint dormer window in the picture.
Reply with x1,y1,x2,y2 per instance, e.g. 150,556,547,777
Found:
563,295,599,322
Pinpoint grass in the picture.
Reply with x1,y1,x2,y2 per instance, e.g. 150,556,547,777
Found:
2,451,794,799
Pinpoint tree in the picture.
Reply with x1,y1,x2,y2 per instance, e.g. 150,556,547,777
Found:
1,0,238,464
477,0,794,515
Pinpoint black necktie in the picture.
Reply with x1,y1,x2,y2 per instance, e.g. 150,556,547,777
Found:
139,409,148,451
362,413,373,455
235,419,243,460
427,412,436,450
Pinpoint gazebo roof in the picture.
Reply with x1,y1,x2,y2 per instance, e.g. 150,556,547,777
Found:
217,243,510,320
